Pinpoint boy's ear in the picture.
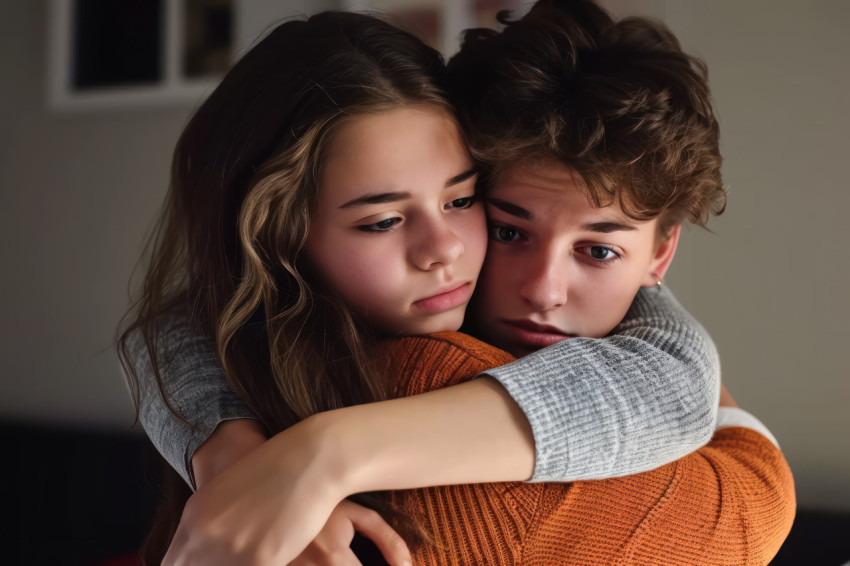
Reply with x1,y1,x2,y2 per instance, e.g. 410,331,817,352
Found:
642,224,681,287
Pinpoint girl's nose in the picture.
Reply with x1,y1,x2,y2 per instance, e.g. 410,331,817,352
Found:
411,218,464,271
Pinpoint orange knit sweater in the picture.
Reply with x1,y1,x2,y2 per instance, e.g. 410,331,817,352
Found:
379,332,795,565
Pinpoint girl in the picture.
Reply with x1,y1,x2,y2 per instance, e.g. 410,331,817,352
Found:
119,10,492,563
119,6,787,566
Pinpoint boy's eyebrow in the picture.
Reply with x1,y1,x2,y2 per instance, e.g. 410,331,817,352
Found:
486,197,533,220
581,221,638,233
487,198,638,233
340,192,412,208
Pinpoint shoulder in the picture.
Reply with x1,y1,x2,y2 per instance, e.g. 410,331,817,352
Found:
380,331,516,367
376,332,516,394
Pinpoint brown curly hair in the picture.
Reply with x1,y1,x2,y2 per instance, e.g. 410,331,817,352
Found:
447,0,727,236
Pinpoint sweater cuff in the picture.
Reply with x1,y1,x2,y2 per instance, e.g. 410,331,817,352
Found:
715,407,780,448
182,409,259,490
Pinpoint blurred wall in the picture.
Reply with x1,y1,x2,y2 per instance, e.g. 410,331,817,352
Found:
661,0,849,513
602,0,850,513
0,0,847,511
0,0,185,427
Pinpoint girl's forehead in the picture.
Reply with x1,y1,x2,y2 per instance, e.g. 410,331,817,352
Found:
317,106,470,205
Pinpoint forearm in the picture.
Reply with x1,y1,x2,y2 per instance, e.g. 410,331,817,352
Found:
290,379,733,497
282,377,534,497
291,292,720,492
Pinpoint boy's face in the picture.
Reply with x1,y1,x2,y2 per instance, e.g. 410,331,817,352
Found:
471,158,679,357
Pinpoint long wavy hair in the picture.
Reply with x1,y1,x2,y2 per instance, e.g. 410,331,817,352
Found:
117,10,449,560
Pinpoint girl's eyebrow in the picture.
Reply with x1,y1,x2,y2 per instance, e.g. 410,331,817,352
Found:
339,168,477,209
446,167,477,187
340,191,412,208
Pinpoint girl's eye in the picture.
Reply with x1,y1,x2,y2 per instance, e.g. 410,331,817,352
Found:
489,224,522,243
581,245,621,264
358,217,401,232
447,196,476,210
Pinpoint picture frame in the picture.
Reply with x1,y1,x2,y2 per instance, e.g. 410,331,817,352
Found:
47,0,233,111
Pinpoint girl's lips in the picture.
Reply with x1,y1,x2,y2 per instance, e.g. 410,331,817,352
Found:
413,282,472,313
501,319,574,348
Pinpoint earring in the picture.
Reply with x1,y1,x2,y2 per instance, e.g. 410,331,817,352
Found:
656,280,663,288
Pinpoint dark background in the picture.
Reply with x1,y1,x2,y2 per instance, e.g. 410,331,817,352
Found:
2,421,848,565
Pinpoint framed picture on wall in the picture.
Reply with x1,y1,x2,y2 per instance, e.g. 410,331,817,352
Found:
47,0,233,111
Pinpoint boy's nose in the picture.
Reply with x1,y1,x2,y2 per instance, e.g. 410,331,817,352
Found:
519,259,567,312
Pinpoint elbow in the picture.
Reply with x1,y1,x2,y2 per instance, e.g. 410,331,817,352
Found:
684,337,722,446
672,370,718,455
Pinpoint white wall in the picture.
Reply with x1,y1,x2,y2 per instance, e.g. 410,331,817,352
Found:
1,0,847,510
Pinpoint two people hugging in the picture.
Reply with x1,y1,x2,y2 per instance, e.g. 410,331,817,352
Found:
119,1,795,564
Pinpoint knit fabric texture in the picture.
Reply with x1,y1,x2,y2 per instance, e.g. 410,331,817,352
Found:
485,286,720,482
381,333,795,566
126,287,720,488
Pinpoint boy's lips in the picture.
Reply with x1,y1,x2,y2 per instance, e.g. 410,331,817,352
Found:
500,319,574,348
413,282,472,313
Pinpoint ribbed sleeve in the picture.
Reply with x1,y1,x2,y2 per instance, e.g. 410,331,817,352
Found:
484,286,720,482
123,316,256,488
128,286,717,487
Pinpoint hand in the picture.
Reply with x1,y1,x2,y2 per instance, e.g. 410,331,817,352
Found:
289,500,411,566
162,416,348,565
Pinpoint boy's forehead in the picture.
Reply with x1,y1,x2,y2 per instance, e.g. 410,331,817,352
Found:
487,158,644,230
489,158,587,202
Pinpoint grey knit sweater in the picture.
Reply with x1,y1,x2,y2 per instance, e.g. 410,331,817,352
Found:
125,286,719,488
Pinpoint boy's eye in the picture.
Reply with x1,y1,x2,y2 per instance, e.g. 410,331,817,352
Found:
489,224,521,243
447,196,476,210
581,245,621,263
358,217,401,232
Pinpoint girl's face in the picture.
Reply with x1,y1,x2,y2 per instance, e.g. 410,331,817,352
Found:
305,105,487,336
